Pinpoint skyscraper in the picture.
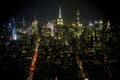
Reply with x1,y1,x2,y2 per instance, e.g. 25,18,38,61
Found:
32,14,38,35
76,10,80,26
57,6,63,26
76,10,83,38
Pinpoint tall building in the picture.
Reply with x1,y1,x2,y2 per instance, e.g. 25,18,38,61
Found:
106,20,111,41
56,6,64,39
98,19,103,30
6,18,17,41
57,6,63,26
106,20,110,31
32,14,38,35
76,10,83,38
76,10,80,26
22,17,26,29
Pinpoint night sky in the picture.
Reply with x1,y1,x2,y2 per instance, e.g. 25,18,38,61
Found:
0,0,120,25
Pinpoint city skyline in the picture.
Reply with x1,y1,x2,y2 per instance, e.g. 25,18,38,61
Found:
0,1,120,80
0,0,120,25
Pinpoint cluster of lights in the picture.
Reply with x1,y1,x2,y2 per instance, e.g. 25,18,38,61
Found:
57,18,63,25
47,22,55,37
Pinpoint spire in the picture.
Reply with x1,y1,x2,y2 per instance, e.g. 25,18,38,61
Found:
22,17,25,26
34,13,36,21
77,10,80,17
76,10,80,26
22,16,26,29
57,6,63,26
59,6,62,18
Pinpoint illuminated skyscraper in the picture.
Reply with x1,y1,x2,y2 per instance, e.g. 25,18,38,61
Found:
107,20,110,30
106,20,111,41
57,6,63,26
32,14,38,35
76,10,83,38
7,18,17,41
76,10,80,26
98,19,103,30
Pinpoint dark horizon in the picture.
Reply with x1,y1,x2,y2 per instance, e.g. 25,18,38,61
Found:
0,0,120,25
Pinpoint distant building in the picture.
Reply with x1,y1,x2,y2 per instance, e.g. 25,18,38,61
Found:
76,10,83,38
57,6,63,26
